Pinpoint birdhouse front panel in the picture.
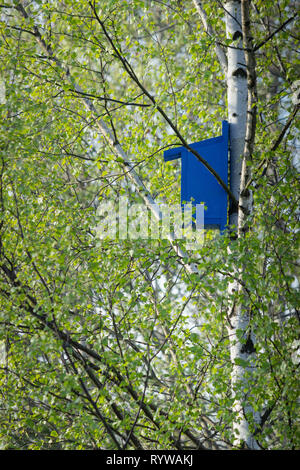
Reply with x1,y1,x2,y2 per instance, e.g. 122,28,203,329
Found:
163,121,229,232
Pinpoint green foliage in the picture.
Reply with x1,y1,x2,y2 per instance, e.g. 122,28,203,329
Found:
0,0,299,450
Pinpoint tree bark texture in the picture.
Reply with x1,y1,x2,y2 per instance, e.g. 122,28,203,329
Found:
226,0,260,449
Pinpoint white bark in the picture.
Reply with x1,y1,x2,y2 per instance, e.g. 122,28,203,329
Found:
226,0,247,229
226,0,260,449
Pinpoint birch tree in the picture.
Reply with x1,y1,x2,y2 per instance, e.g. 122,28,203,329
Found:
225,0,259,449
0,0,299,450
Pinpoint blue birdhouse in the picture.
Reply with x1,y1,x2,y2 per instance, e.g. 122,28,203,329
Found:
163,120,229,232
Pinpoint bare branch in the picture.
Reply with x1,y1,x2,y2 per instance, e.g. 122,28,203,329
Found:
254,14,297,52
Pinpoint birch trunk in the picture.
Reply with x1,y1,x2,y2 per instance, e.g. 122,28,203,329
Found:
225,0,260,449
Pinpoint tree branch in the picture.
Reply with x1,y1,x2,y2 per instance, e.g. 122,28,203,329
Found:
192,0,228,73
245,103,299,189
90,0,238,209
63,345,122,449
254,14,297,52
69,88,151,108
